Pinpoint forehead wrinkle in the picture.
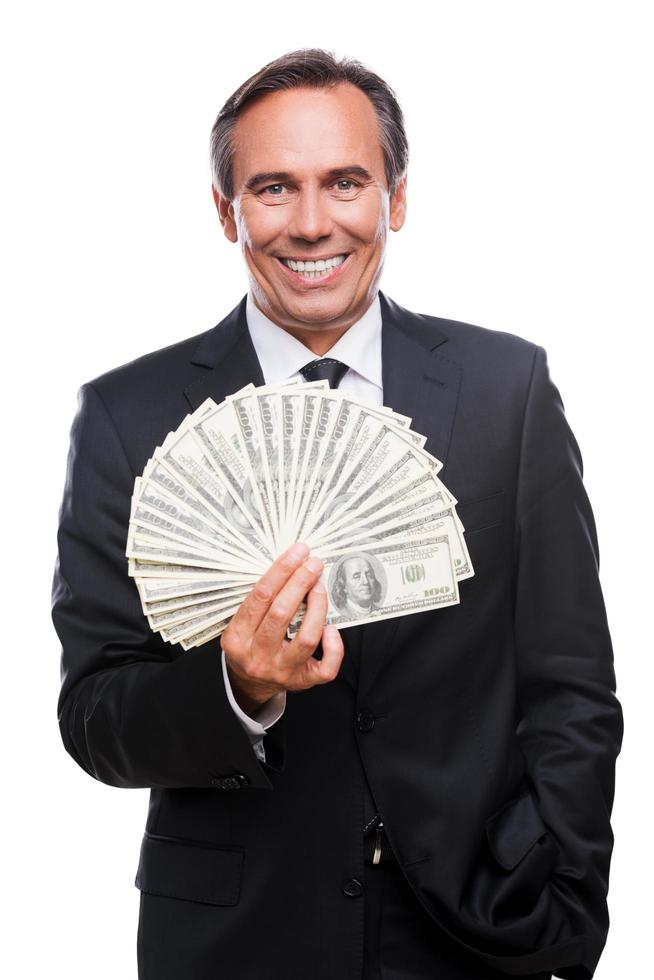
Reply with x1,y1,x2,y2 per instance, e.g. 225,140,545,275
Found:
232,91,385,192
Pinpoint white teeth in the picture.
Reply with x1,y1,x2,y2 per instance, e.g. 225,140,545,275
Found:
281,254,347,276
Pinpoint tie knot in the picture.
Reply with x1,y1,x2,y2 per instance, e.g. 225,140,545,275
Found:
299,358,349,389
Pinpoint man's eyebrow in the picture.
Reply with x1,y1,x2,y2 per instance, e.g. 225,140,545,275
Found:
243,166,374,192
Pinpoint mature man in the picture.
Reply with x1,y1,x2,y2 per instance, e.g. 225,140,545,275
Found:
52,48,623,980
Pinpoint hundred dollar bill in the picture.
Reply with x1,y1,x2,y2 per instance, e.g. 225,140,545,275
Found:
148,593,248,633
127,529,239,571
308,467,456,547
128,511,259,566
180,399,272,546
159,601,242,644
319,505,473,580
307,440,442,542
285,391,320,537
135,470,262,563
141,585,249,616
315,422,433,531
289,394,356,545
290,393,340,543
129,482,267,574
139,456,261,566
156,420,273,560
296,400,372,535
128,557,258,580
225,388,278,546
137,577,246,601
291,394,429,545
250,382,322,544
288,535,459,636
128,518,252,569
253,389,284,543
289,395,415,548
179,618,230,651
303,413,427,540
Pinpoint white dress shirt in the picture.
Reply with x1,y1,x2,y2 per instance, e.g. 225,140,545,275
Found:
221,290,384,763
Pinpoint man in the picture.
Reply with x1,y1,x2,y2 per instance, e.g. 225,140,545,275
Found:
52,48,623,979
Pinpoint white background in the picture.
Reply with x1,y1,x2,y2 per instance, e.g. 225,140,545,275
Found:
2,1,651,976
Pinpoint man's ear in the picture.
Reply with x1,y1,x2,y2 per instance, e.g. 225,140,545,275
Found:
389,175,407,232
212,186,238,243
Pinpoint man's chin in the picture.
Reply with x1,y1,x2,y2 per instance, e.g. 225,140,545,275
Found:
278,288,353,318
270,299,359,333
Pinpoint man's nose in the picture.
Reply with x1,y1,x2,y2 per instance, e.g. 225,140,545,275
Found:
287,186,333,242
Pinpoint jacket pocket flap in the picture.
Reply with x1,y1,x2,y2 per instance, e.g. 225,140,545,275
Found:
135,832,244,906
485,790,548,870
456,490,506,533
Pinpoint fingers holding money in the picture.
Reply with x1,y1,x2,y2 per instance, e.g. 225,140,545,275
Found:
221,544,337,706
296,619,345,688
278,578,344,684
254,553,324,652
228,541,311,639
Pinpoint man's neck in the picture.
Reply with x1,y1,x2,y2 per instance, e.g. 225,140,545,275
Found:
250,295,376,356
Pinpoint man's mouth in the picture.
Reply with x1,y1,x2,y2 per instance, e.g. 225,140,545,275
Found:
276,253,349,280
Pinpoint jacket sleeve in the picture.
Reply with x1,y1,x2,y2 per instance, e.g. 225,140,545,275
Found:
52,382,286,790
512,346,624,979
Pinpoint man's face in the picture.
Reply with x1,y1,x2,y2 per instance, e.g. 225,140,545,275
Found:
343,557,375,605
213,83,407,338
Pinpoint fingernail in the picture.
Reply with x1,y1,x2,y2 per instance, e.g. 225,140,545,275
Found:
289,542,309,561
305,555,323,573
313,580,326,594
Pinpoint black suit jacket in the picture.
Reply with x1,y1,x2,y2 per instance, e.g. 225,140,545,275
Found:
52,291,623,979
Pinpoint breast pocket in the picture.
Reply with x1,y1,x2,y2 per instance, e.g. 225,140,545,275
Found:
135,832,244,906
456,490,508,576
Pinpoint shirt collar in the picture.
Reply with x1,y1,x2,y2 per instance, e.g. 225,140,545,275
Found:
246,291,382,389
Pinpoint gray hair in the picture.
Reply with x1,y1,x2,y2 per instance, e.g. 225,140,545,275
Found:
209,47,409,200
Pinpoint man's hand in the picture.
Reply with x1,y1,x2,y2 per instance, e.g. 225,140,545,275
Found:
220,542,345,715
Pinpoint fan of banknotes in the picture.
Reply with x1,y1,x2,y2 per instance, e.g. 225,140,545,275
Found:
126,379,474,650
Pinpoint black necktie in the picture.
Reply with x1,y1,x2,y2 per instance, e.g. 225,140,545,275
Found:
299,358,349,389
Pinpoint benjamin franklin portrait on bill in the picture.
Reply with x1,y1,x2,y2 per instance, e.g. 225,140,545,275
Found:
330,553,385,619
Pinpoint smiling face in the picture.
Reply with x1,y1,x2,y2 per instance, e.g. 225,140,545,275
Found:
213,83,407,350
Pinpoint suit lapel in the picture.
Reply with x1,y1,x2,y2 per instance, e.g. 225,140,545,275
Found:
353,291,463,698
183,295,265,411
377,291,460,464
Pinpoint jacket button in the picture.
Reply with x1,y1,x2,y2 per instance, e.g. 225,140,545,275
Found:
357,710,375,733
342,878,363,898
210,773,249,789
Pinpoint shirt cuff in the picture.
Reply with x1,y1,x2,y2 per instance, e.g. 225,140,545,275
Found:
221,647,287,736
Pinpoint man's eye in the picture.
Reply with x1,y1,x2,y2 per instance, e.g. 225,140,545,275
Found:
262,184,285,196
335,180,357,191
